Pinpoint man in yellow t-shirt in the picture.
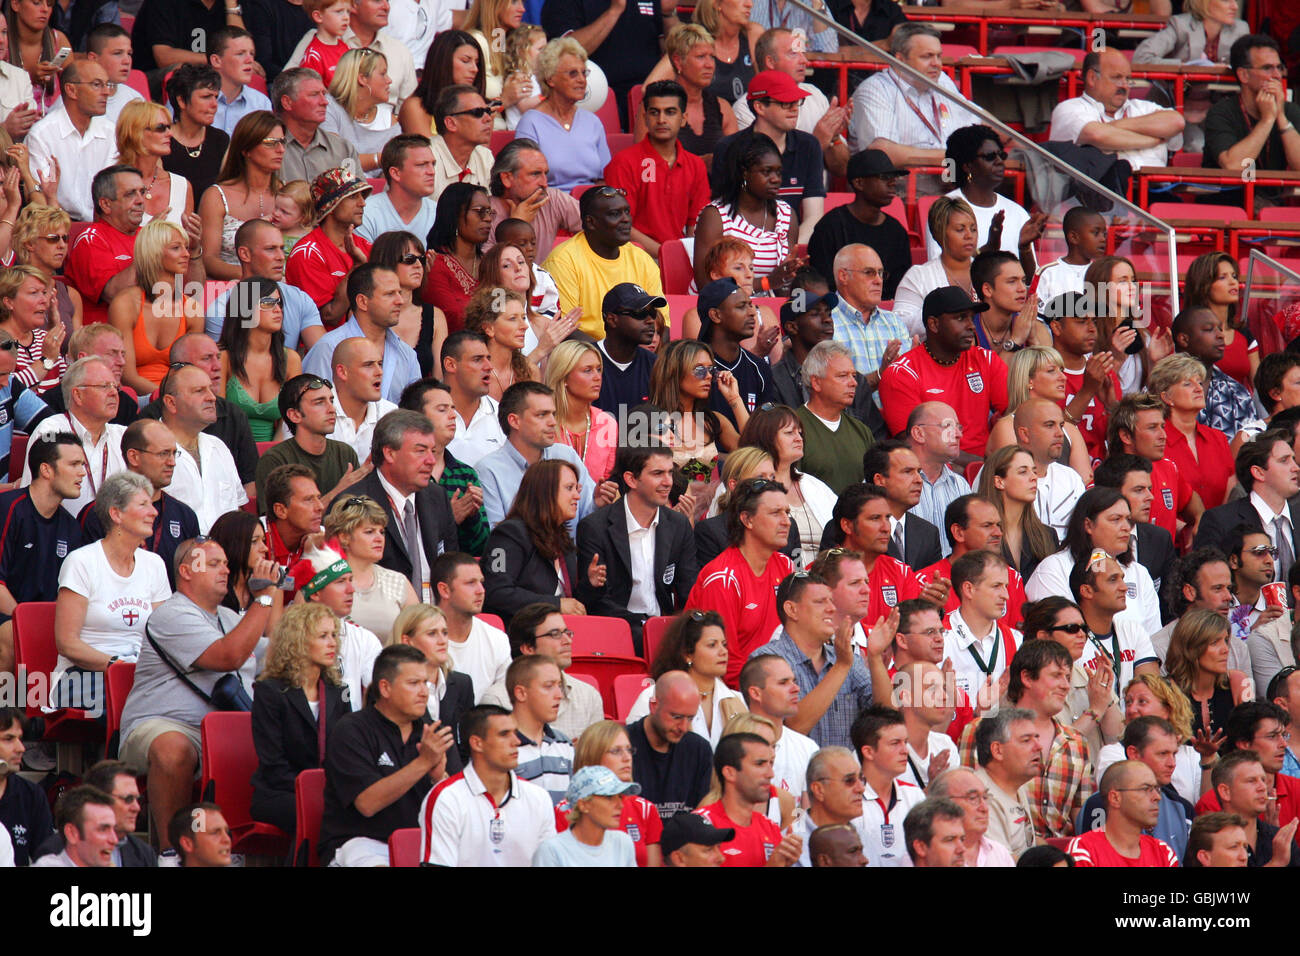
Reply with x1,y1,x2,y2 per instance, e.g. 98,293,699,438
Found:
542,187,665,340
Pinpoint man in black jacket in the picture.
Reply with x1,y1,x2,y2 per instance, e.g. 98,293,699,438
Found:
858,440,943,571
351,409,458,603
1093,454,1176,611
577,443,695,655
33,760,157,867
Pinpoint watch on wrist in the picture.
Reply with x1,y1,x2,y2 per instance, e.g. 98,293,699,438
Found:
40,357,56,370
255,594,273,607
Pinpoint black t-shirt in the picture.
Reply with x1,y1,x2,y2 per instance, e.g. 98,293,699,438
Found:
711,128,828,205
627,716,713,820
1248,819,1300,867
245,0,313,82
79,492,200,588
595,344,656,420
831,0,908,42
0,773,54,866
808,204,913,301
319,706,434,864
131,0,231,73
162,127,231,201
541,0,664,89
0,488,82,610
708,346,773,428
1203,97,1300,201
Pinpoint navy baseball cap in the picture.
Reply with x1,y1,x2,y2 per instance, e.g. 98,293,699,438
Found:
660,812,735,855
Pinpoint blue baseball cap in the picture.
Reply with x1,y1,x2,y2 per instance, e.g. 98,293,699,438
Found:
565,765,641,804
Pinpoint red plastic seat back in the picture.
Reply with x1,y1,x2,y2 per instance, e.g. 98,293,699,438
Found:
294,768,326,867
199,711,258,830
614,673,654,721
388,826,422,866
642,615,674,668
659,239,694,295
568,615,635,657
13,602,57,714
105,661,136,750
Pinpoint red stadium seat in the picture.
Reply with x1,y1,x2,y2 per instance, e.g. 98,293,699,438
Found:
614,673,653,721
941,43,980,60
568,615,634,657
825,192,854,212
664,294,695,339
14,602,99,742
490,129,515,155
8,433,26,482
125,69,149,100
388,827,422,866
104,660,135,757
569,655,647,717
293,768,326,867
248,72,268,95
120,13,134,32
476,613,505,631
595,94,622,135
659,239,694,294
568,671,600,693
627,84,644,125
1170,151,1203,167
642,615,674,668
200,711,291,857
256,441,278,456
1260,207,1300,223
607,132,635,156
1148,201,1246,222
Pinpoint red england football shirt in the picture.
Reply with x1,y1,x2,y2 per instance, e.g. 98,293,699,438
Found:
1067,829,1179,867
620,795,664,868
286,227,372,317
879,346,1009,457
65,221,138,326
1061,365,1122,466
865,554,922,628
1147,457,1192,540
694,801,783,867
687,546,794,686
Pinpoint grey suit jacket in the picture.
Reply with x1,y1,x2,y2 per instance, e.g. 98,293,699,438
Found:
1133,14,1250,66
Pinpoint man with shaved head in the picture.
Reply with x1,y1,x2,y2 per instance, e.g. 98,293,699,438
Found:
160,363,248,532
791,745,865,866
906,401,970,555
1014,396,1085,538
810,822,867,867
330,337,397,461
928,767,1014,866
1066,760,1180,866
896,661,957,789
627,671,714,819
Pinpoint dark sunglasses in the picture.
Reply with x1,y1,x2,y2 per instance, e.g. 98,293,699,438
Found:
259,295,282,308
41,233,70,242
614,309,655,319
977,149,1009,162
398,252,423,265
0,339,17,352
450,106,493,119
147,123,171,134
1049,623,1087,635
1267,665,1300,700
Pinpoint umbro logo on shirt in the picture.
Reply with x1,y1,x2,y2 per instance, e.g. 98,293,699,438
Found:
925,388,944,395
745,603,759,610
377,752,395,768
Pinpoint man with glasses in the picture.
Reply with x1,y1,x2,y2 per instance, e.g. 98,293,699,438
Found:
1205,34,1300,198
428,85,494,201
81,419,200,585
543,185,664,341
65,165,148,326
159,363,248,532
594,283,662,422
904,403,969,557
812,157,911,303
255,373,362,511
32,760,156,867
359,135,439,244
1224,525,1294,696
627,671,714,819
1066,760,1180,866
790,746,865,866
1049,47,1185,172
26,59,117,223
1196,701,1300,825
739,654,820,799
927,767,1014,867
287,166,374,327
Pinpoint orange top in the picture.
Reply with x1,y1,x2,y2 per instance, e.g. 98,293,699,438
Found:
133,290,190,388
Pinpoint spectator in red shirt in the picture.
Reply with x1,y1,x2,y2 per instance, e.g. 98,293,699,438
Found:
1107,392,1205,539
918,493,1027,627
603,80,710,262
1066,761,1180,867
904,797,967,867
1195,701,1300,826
1042,290,1122,467
1150,353,1235,510
1205,751,1299,866
879,286,1009,458
694,731,802,866
64,165,147,328
286,167,374,329
685,476,796,686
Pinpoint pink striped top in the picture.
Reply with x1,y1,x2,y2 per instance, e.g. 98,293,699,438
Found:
712,199,791,279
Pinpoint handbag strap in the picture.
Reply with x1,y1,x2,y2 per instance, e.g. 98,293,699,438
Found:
144,620,213,706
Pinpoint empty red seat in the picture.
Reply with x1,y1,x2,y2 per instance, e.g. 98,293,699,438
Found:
14,602,99,743
293,768,326,867
659,239,694,295
567,615,635,657
476,613,505,631
614,673,654,721
568,655,647,717
104,661,135,757
200,711,291,857
388,827,422,866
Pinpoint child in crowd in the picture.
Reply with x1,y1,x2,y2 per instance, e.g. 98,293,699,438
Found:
1032,206,1107,306
299,0,351,86
273,181,314,255
496,218,560,319
502,25,547,130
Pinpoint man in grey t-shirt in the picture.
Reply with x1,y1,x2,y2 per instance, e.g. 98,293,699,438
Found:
119,539,280,848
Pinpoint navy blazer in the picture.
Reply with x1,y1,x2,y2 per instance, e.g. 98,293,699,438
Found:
352,469,458,588
1193,496,1300,565
576,501,697,623
482,518,580,625
250,677,352,800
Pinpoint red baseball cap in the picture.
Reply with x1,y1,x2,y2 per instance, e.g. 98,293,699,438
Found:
747,70,810,103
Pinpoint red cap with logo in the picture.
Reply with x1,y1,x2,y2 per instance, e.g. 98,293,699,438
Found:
746,70,810,103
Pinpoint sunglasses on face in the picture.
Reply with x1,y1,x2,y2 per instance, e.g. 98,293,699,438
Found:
259,295,283,309
1049,623,1087,635
398,253,423,265
1246,545,1278,558
614,309,655,319
0,339,16,352
690,364,717,379
146,123,171,134
450,106,493,119
261,137,288,148
42,233,70,242
976,149,1008,162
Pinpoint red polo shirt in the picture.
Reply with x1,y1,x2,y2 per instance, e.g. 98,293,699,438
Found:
1147,457,1192,540
65,221,138,326
879,346,1009,457
917,556,1027,629
1194,771,1300,827
286,227,372,320
604,139,711,246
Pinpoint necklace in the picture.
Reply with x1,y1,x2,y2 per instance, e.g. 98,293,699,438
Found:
184,139,202,159
490,362,514,393
564,410,590,459
144,165,161,201
924,342,959,367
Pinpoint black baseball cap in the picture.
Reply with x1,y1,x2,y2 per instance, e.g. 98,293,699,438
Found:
602,282,667,315
923,285,988,321
660,812,735,855
780,290,839,328
847,148,909,180
696,277,745,342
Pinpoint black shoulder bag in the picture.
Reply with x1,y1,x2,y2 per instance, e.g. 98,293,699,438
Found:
144,616,253,712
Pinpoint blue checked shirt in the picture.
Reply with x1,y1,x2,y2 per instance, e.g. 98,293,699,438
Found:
750,629,873,750
1200,366,1261,439
911,465,971,557
831,298,912,407
750,0,838,52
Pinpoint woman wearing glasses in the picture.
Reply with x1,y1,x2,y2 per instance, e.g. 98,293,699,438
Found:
424,182,492,332
463,285,537,401
649,339,746,472
987,346,1095,485
1164,607,1251,743
976,444,1058,582
389,603,471,774
514,38,609,193
116,100,195,231
12,204,79,346
198,110,285,282
572,720,664,866
370,230,446,371
482,459,605,624
216,276,301,442
323,48,400,178
627,608,745,747
108,219,204,395
547,340,618,484
325,494,416,642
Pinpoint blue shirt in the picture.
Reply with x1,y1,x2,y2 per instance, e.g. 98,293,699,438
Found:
514,109,610,192
205,280,322,350
750,629,873,750
532,828,636,867
910,464,971,557
356,191,438,245
478,440,595,536
0,378,47,475
301,316,421,404
1200,366,1259,439
831,298,911,406
1285,748,1300,780
213,85,273,136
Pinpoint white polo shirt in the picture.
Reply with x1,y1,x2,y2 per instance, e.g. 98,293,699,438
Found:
419,762,557,866
446,395,504,467
942,608,1022,706
860,777,925,867
331,392,398,464
168,432,248,533
773,725,820,799
1034,462,1086,538
447,615,512,704
1048,91,1181,171
25,110,117,222
21,413,126,517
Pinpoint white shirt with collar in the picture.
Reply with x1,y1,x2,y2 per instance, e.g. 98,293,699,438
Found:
1034,462,1086,538
1048,91,1182,171
169,431,249,533
26,110,118,222
0,61,33,123
386,0,454,72
429,135,493,200
850,68,979,153
1251,490,1291,579
888,513,906,559
942,607,1020,702
330,390,397,463
446,394,504,466
624,496,661,616
860,776,926,867
22,413,126,517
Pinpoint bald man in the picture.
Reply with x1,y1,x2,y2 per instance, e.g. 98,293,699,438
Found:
1013,397,1085,538
928,767,1015,867
792,746,866,866
627,671,715,819
1048,48,1185,172
1066,761,1180,867
160,364,248,532
906,401,971,555
330,337,397,461
810,823,867,867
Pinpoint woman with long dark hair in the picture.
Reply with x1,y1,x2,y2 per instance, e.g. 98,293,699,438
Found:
424,182,492,332
481,458,605,624
209,509,283,617
648,339,745,471
5,0,68,114
198,110,286,280
1164,608,1249,741
217,276,300,442
370,230,446,368
1185,250,1255,390
399,30,486,135
976,444,1058,581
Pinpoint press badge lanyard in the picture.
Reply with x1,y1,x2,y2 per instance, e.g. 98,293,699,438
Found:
1088,629,1122,698
891,71,944,144
954,616,1000,677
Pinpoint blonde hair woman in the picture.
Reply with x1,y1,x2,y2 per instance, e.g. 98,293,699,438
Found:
462,0,539,126
547,340,617,484
324,495,417,641
108,219,203,394
0,262,62,393
12,203,80,342
634,23,738,161
1164,607,1251,742
572,720,664,866
251,603,349,834
986,345,1094,483
1149,353,1234,508
1095,674,1212,804
643,0,764,103
116,99,195,229
391,603,472,770
698,714,797,829
323,48,400,177
512,38,608,192
463,285,536,400
893,195,981,337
